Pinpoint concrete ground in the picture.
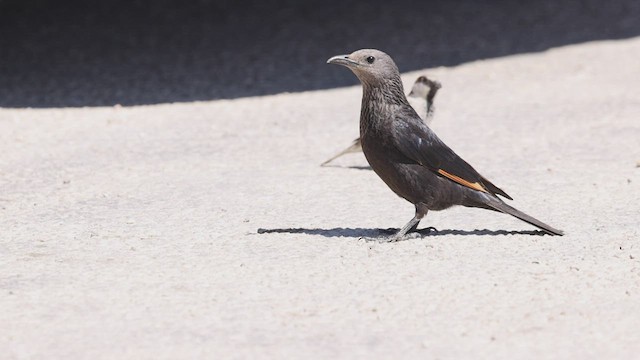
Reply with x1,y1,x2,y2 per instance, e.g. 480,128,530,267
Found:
1,1,640,359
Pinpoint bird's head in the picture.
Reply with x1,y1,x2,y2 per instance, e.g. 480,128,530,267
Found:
327,49,401,87
408,76,442,99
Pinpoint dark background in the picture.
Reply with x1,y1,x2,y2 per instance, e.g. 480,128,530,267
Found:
1,0,639,108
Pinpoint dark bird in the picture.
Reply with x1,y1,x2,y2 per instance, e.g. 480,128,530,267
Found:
327,49,563,240
321,75,441,166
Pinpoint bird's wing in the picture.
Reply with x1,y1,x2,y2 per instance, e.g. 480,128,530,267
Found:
391,112,513,200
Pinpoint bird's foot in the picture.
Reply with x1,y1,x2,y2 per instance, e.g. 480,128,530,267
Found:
382,227,437,242
359,227,437,243
379,235,404,243
358,228,398,242
372,232,416,243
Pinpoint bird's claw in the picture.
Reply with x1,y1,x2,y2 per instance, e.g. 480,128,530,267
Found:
385,227,437,242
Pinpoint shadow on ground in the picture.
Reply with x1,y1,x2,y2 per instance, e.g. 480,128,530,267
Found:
1,0,639,107
257,227,548,238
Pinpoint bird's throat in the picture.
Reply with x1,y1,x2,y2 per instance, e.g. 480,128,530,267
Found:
359,81,408,137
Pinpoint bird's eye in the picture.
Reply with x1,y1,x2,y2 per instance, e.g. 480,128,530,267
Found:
366,56,375,64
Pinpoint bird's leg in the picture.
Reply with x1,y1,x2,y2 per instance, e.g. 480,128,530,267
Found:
387,205,428,242
390,216,421,241
407,219,421,233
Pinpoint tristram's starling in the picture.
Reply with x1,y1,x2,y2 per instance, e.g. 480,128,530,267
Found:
327,49,563,240
321,76,441,166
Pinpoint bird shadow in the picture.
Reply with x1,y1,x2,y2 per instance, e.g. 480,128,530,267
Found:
256,227,548,238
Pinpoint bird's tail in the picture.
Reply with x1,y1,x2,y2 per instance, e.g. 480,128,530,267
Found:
483,197,564,236
321,139,362,166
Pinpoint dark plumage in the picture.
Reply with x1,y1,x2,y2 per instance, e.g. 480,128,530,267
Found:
321,75,441,166
327,49,563,240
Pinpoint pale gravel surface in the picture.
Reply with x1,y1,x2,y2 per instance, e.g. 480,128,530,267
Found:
1,38,640,359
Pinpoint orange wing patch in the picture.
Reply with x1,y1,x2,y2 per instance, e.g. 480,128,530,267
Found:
437,169,487,193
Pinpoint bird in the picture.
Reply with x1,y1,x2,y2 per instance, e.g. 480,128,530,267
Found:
326,49,563,240
321,75,441,166
408,75,441,124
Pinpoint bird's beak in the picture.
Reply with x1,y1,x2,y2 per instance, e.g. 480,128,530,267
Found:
327,54,359,67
